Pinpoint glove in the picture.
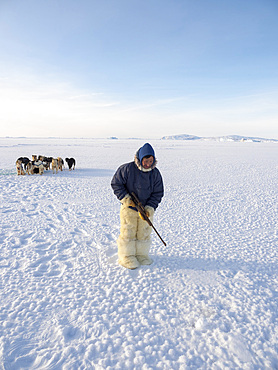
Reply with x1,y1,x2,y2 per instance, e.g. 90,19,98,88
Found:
121,194,135,207
139,205,152,220
145,205,155,218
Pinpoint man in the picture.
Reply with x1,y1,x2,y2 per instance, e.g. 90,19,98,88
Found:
111,143,164,269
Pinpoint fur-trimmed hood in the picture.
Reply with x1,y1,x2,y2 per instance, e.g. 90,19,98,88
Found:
134,154,157,172
111,142,164,209
134,143,157,172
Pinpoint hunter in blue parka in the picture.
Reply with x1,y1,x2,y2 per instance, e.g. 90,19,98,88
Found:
111,143,164,209
111,143,164,269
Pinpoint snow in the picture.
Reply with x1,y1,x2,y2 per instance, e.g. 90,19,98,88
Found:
1,137,278,369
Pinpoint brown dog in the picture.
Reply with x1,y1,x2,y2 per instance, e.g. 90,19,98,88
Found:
52,158,59,174
57,157,64,171
16,159,25,175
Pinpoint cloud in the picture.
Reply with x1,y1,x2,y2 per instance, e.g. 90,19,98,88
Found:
0,75,122,136
1,73,278,139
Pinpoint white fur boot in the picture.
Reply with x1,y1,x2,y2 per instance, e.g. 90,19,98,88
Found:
136,240,153,265
117,237,140,269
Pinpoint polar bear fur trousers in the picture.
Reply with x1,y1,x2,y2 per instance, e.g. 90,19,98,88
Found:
117,202,155,269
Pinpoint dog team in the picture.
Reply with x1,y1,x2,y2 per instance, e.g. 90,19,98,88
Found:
16,155,76,176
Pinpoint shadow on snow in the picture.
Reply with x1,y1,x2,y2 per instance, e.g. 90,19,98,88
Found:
3,168,115,178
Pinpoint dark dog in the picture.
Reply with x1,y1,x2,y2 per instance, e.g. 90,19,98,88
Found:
17,157,30,171
42,157,53,170
65,158,76,171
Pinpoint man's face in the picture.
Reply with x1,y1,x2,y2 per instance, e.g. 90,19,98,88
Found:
142,156,154,169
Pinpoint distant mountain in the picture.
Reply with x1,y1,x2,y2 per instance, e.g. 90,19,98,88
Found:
161,134,278,143
162,134,201,141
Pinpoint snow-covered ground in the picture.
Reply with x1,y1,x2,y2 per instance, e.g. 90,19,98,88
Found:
0,137,278,369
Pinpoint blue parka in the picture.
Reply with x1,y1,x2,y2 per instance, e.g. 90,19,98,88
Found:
111,143,164,210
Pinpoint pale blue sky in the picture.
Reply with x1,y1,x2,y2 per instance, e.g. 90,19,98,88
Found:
1,0,278,138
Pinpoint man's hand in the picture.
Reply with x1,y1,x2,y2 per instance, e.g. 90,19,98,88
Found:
139,210,149,220
121,194,135,207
